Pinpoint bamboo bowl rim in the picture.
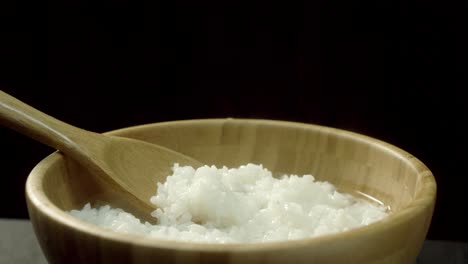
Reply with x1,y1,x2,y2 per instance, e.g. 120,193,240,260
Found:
26,118,437,252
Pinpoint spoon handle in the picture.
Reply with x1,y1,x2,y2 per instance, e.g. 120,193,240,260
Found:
0,90,98,156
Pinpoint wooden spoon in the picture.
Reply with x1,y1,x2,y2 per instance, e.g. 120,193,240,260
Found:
0,90,201,212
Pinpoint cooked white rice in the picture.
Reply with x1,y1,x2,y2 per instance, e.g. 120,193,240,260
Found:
69,163,388,243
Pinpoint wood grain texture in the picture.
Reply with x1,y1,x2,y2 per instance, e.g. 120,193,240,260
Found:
25,119,436,264
0,90,200,213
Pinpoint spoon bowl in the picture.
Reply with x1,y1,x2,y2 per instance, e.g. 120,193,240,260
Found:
0,90,201,212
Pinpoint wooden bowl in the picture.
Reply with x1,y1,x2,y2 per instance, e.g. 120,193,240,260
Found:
26,119,436,264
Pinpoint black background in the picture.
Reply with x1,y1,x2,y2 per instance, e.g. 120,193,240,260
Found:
0,0,465,242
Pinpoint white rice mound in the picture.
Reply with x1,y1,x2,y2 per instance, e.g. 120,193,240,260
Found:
69,163,388,243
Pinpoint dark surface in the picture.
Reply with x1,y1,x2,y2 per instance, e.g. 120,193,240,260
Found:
0,219,466,264
0,0,465,243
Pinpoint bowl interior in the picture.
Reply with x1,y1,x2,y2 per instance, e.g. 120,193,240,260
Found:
38,119,429,221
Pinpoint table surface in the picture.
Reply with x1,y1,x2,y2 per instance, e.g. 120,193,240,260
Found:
0,218,466,264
